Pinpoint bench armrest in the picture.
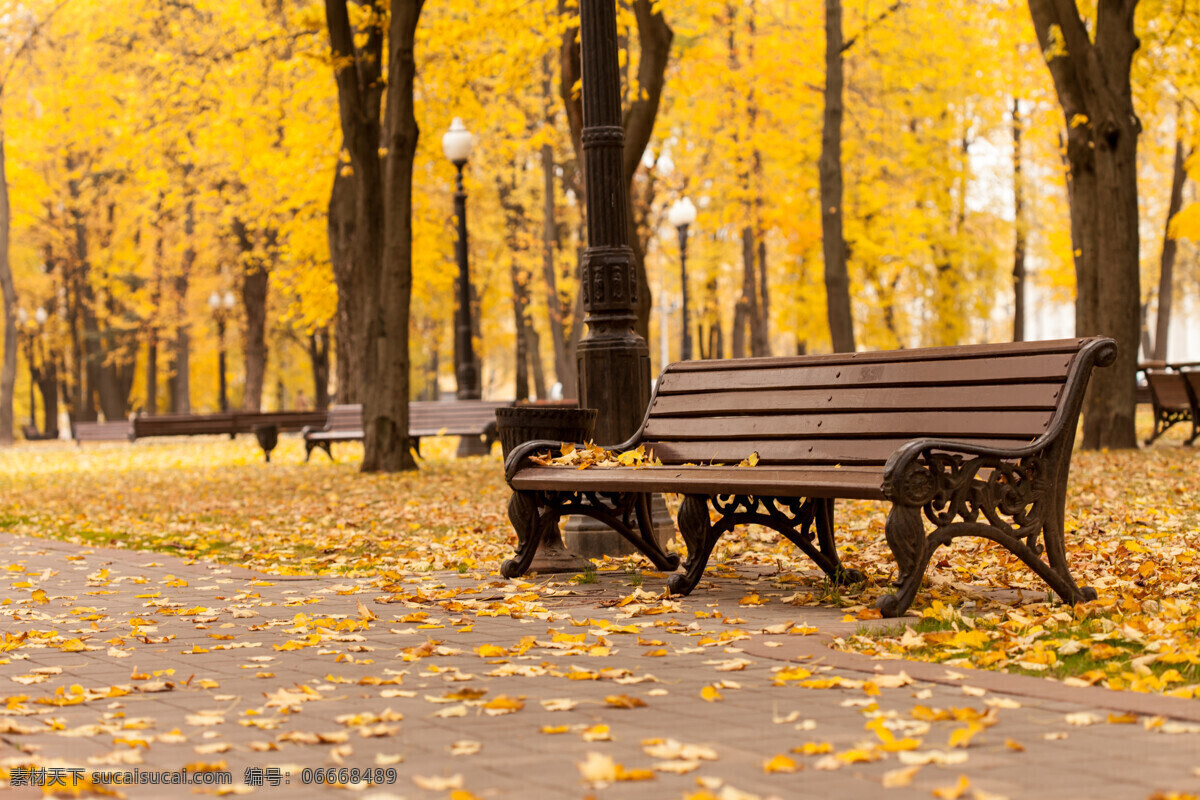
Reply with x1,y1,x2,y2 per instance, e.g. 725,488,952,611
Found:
504,439,575,482
882,437,1049,506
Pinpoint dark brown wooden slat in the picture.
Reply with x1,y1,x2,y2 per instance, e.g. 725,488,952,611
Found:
650,384,1063,416
665,338,1087,373
511,464,887,500
1146,371,1192,410
658,353,1075,394
642,410,1053,441
646,437,1032,466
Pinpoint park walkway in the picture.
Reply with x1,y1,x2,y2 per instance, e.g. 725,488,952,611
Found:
2,533,1200,799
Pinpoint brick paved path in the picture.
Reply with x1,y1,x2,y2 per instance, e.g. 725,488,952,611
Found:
3,534,1199,800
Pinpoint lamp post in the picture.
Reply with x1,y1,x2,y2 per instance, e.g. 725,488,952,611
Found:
208,290,236,413
668,197,697,361
442,118,481,403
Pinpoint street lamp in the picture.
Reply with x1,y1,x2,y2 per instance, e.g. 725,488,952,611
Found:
442,117,481,403
668,197,697,361
208,289,236,413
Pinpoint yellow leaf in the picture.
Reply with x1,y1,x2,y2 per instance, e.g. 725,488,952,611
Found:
606,694,647,709
763,754,800,773
882,765,921,787
932,775,971,799
700,685,723,702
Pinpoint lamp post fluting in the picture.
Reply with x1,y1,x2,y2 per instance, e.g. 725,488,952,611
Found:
208,290,236,413
668,197,697,361
442,118,481,402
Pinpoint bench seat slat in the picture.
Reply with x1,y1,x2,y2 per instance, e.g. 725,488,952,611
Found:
646,437,1031,466
659,353,1074,394
642,410,1053,441
650,383,1062,416
510,464,886,500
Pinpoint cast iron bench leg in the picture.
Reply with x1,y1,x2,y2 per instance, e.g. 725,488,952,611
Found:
501,491,548,579
667,495,723,596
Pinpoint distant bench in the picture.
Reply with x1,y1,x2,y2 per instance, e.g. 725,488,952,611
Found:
73,411,329,458
302,401,515,461
1143,362,1200,445
72,420,133,443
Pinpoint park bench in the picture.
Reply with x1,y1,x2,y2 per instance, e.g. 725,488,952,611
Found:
73,420,133,443
502,336,1116,618
1144,364,1200,445
129,411,329,459
302,400,515,461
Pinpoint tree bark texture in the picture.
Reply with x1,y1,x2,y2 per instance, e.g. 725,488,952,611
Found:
309,328,330,409
821,0,856,353
326,0,423,472
1152,133,1188,362
234,219,270,412
328,160,361,404
368,0,423,471
1028,0,1140,449
0,137,15,443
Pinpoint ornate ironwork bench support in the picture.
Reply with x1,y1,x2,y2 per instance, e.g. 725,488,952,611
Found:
500,490,680,579
875,448,1097,618
667,494,865,597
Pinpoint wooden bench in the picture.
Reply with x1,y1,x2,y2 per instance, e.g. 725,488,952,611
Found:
129,411,329,459
73,420,133,443
302,400,515,461
502,337,1116,618
1144,365,1200,445
302,404,364,461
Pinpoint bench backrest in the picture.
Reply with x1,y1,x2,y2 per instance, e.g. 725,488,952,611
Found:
133,413,236,438
74,420,132,441
639,338,1113,467
409,400,513,434
1146,369,1192,411
324,404,364,431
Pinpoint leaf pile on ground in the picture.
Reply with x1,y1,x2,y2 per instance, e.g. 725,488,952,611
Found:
1,423,1198,695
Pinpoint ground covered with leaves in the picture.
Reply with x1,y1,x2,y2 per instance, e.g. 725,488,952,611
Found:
2,428,1198,698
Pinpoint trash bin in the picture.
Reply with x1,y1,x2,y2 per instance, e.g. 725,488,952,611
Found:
494,405,598,574
495,406,598,460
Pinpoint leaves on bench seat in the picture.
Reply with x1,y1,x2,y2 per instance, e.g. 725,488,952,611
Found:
529,443,662,470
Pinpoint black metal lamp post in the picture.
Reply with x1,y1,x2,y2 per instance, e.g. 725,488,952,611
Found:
442,118,481,403
208,290,235,413
575,0,651,446
668,197,697,361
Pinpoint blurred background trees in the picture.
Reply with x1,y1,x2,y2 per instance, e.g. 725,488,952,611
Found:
0,0,1196,451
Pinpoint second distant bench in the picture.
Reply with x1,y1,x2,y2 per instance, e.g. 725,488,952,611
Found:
302,401,514,461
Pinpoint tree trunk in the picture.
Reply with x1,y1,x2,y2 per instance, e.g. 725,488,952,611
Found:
170,199,194,414
1012,98,1027,342
309,328,330,409
0,136,15,444
820,0,856,353
328,157,361,405
145,337,157,414
1028,0,1140,449
1152,134,1187,362
234,218,270,413
362,0,423,471
541,58,572,393
756,238,771,355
